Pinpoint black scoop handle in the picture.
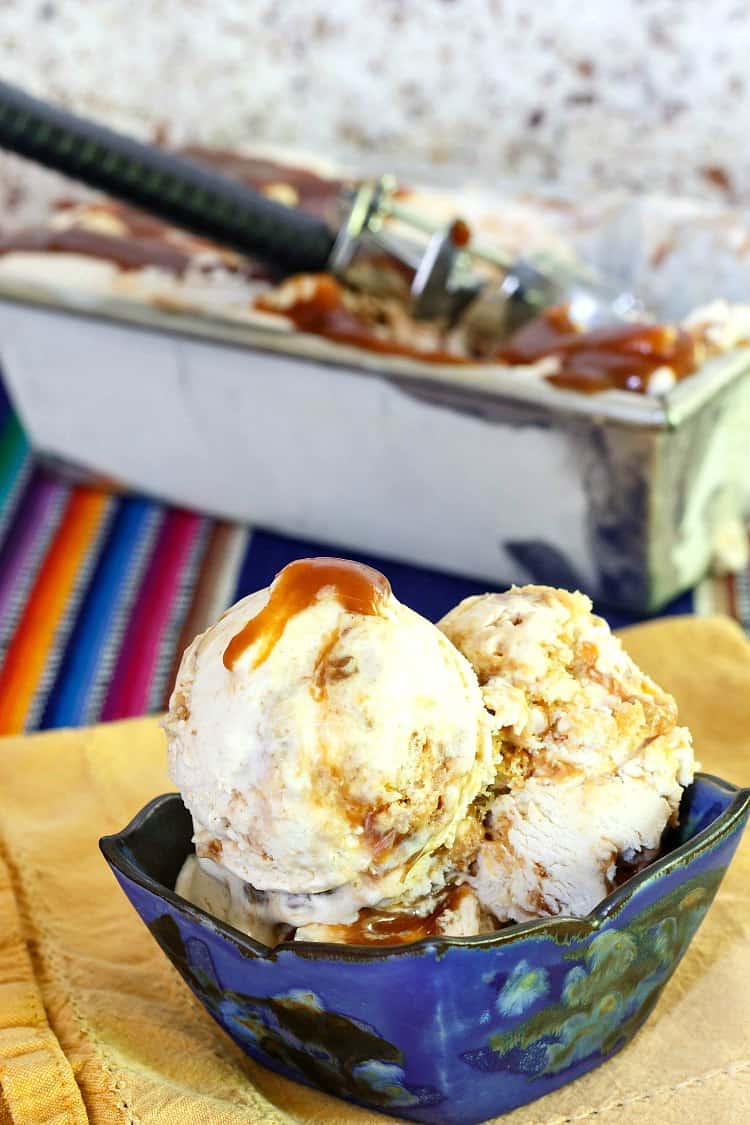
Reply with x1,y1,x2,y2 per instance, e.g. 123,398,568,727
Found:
0,79,336,274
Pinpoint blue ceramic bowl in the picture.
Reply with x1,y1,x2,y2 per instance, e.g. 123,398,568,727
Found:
101,773,749,1125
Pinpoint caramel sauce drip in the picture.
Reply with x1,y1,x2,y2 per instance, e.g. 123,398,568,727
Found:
257,281,694,392
0,201,263,277
0,225,192,274
223,557,391,671
449,218,472,248
499,305,696,394
334,885,471,945
310,627,343,701
255,275,469,365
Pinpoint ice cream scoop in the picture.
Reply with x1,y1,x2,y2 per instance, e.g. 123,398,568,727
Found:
165,558,493,936
438,585,694,922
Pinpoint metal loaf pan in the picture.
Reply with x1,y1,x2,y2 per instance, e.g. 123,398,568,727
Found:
0,275,748,614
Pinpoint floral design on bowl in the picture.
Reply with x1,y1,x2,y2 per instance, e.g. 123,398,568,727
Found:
101,773,749,1125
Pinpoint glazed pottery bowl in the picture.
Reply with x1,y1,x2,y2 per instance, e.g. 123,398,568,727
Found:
101,773,749,1125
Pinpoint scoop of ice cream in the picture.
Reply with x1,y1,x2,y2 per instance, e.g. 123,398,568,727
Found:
439,585,694,922
165,558,492,931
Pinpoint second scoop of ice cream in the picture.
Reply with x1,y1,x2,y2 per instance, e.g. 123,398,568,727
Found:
165,558,492,930
439,585,695,923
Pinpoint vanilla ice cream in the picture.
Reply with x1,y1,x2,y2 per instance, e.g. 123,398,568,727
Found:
165,558,493,941
438,585,694,923
167,566,695,946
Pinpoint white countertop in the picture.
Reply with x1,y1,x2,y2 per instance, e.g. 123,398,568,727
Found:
1,0,749,212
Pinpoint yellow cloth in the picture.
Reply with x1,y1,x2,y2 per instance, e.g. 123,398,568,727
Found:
0,616,748,1125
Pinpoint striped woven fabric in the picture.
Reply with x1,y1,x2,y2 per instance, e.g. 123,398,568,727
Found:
0,377,747,735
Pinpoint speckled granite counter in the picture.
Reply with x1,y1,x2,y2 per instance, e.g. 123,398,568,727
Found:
1,0,749,210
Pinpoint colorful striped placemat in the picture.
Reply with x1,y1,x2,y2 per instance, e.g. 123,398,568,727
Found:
0,377,747,735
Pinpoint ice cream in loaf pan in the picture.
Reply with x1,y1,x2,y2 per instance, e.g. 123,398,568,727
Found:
1,145,746,395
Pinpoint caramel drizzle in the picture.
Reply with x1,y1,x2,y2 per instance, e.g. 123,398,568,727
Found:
310,627,343,701
0,225,192,274
222,557,390,670
499,305,696,393
334,885,471,945
254,275,470,365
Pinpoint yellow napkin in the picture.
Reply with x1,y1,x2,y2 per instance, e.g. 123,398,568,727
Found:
0,616,748,1125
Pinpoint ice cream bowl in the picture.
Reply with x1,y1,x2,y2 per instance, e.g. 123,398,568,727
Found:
100,772,749,1125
